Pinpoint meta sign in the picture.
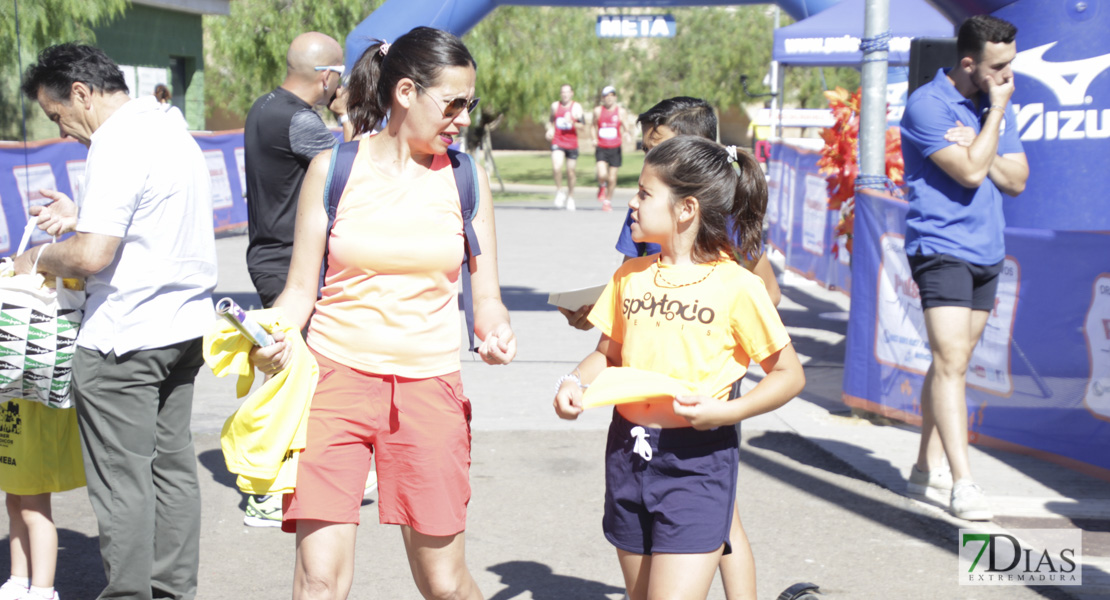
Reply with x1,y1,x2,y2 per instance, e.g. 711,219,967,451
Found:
1000,2,1110,230
596,14,676,38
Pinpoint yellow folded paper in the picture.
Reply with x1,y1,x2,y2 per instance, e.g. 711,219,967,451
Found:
581,367,698,410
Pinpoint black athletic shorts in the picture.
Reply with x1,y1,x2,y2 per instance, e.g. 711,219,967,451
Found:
907,252,1003,311
552,145,579,160
595,146,622,168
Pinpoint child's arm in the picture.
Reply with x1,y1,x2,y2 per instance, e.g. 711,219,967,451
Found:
553,334,622,420
672,342,805,430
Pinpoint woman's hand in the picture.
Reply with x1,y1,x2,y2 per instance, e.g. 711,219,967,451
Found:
553,381,584,420
478,323,516,365
249,329,291,377
672,395,728,430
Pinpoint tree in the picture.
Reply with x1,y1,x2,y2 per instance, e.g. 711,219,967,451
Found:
0,0,130,140
204,0,386,119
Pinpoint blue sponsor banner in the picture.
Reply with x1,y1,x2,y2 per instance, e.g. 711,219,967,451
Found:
844,189,1110,476
766,142,851,293
596,14,675,38
999,2,1110,231
0,129,343,255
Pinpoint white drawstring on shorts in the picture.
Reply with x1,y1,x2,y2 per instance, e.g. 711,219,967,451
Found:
630,426,653,461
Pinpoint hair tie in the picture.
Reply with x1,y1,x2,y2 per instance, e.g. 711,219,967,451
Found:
379,41,391,57
725,145,738,163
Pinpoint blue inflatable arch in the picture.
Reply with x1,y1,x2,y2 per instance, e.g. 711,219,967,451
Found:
345,0,844,73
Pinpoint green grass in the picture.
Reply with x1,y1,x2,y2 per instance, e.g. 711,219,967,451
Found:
490,190,552,203
490,150,645,188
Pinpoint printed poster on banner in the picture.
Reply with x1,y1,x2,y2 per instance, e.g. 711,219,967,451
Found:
12,164,57,246
204,150,234,210
64,160,87,205
234,147,247,197
779,165,795,238
874,234,1018,395
766,160,782,225
836,232,850,266
802,173,827,255
1084,274,1110,420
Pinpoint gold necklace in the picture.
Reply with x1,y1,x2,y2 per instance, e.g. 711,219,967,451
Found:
653,260,717,288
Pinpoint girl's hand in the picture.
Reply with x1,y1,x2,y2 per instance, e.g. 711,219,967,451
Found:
249,329,290,377
553,382,584,420
673,395,727,430
478,324,516,365
557,305,595,331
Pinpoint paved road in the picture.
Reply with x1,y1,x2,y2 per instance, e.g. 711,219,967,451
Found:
7,187,1106,599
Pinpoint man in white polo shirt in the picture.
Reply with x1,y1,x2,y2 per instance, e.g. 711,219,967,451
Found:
18,43,216,600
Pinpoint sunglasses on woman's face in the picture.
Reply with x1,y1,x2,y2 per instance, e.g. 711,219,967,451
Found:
413,82,480,120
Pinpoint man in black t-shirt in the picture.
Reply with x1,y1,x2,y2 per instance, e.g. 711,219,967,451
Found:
244,32,343,308
242,32,342,528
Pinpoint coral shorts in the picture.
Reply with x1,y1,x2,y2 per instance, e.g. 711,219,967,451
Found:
282,350,472,536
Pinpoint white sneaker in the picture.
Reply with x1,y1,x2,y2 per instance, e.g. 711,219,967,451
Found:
951,479,993,521
906,465,953,496
364,471,378,497
0,580,27,600
553,190,567,208
565,196,576,211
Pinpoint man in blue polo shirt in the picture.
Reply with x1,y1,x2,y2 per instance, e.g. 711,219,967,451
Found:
899,15,1028,521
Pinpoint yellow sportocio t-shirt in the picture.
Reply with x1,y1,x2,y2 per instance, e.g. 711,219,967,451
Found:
588,254,790,401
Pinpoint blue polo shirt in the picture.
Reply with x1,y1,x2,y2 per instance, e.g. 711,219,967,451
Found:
900,68,1023,265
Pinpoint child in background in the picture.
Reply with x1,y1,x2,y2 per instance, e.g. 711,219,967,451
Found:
0,397,86,600
553,136,805,600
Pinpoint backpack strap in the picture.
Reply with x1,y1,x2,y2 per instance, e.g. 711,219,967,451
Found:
448,149,482,352
319,140,360,294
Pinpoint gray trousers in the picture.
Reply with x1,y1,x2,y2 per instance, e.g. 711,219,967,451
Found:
73,338,203,600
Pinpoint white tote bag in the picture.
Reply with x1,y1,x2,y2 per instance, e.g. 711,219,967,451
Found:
0,221,85,409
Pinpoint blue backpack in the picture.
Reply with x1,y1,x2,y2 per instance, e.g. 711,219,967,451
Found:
320,140,482,351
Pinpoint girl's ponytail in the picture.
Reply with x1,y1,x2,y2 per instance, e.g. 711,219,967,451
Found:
727,147,768,266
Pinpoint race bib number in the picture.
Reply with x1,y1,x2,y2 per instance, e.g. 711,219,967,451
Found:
555,116,574,130
599,126,618,140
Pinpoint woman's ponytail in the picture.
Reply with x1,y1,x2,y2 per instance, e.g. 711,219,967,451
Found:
346,40,389,136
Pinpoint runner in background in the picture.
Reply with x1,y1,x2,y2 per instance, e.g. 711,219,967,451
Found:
591,85,634,212
545,84,584,211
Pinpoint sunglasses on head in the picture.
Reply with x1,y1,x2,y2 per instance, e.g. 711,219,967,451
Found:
413,81,480,119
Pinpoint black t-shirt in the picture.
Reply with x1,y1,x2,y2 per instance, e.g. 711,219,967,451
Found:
244,87,336,275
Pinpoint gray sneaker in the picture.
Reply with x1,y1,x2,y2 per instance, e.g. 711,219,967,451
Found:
907,465,953,496
951,479,993,521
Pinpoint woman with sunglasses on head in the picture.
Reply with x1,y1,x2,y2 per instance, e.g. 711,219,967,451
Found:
250,27,516,600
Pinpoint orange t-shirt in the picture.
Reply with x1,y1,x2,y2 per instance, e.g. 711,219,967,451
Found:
306,142,466,378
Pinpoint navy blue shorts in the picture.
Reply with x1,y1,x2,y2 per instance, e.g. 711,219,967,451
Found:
603,410,738,556
907,252,1003,311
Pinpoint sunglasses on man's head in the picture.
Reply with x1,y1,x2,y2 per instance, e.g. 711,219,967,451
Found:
413,81,480,120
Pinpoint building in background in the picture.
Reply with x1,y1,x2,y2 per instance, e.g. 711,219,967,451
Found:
92,0,229,131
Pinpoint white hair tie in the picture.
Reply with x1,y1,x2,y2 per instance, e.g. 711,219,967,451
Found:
379,41,391,57
725,145,738,163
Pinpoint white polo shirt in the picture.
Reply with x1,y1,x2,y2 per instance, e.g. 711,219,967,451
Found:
76,98,217,355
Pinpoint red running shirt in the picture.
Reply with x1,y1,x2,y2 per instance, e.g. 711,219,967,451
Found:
596,106,622,149
552,102,579,149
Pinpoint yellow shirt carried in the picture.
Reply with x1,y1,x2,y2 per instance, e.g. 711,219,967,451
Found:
202,308,317,495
